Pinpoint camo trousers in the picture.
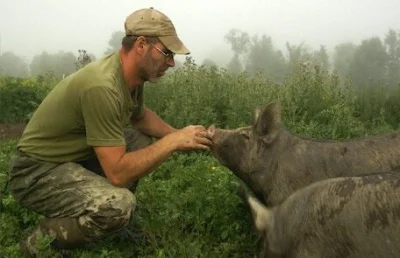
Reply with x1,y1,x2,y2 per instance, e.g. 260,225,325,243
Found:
7,128,153,249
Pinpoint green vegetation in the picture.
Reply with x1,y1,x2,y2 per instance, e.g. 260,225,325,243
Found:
1,55,399,136
1,57,400,257
0,139,258,257
1,28,400,257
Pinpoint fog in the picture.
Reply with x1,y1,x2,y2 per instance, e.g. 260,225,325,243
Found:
1,0,399,66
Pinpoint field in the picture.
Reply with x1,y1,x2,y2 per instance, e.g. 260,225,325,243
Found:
0,124,26,139
1,58,400,257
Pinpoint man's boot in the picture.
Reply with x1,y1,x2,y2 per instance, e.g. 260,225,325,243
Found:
20,217,94,257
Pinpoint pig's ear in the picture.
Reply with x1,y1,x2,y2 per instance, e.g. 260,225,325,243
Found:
252,107,262,125
238,182,272,235
253,101,282,143
247,195,272,235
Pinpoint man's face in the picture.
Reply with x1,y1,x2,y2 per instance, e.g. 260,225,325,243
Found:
139,40,175,83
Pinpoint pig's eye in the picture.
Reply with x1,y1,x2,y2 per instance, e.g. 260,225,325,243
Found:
239,131,250,139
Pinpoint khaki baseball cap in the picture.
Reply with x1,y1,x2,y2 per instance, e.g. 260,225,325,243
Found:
124,7,190,55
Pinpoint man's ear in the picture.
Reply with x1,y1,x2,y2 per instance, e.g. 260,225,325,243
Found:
134,36,148,54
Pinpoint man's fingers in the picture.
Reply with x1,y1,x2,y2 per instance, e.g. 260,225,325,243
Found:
194,144,210,150
196,130,210,138
193,125,207,132
178,125,213,151
196,136,213,147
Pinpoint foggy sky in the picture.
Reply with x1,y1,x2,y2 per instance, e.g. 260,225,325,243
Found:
1,0,399,66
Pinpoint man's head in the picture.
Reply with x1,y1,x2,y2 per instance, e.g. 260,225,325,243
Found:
120,7,190,83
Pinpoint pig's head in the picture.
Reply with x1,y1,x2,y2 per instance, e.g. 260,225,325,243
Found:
207,101,283,200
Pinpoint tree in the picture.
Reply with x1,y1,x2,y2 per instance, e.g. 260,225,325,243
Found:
312,45,330,71
75,49,92,70
224,28,250,74
333,42,357,79
349,37,388,87
224,28,250,55
285,42,313,74
384,29,400,88
227,54,243,74
0,51,29,77
201,58,218,69
104,30,124,55
245,34,286,81
30,51,77,77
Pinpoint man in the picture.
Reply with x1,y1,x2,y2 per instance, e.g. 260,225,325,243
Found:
7,7,213,256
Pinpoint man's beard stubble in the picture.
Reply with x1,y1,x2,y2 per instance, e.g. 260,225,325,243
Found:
139,52,163,83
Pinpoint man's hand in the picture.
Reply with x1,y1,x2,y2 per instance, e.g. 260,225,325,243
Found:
164,125,213,151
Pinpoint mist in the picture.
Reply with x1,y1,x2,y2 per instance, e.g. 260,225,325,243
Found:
1,0,399,67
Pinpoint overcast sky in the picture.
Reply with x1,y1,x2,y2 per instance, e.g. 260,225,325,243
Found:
1,0,399,66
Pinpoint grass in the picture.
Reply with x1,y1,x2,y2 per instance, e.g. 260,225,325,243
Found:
0,139,260,257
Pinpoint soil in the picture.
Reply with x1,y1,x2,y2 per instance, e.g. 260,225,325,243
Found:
0,123,26,140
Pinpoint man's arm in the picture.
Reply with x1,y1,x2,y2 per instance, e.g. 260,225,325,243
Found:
81,88,211,188
94,125,212,188
94,135,175,188
131,107,177,138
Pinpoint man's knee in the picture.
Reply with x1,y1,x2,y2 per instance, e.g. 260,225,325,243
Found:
80,187,136,238
124,128,153,152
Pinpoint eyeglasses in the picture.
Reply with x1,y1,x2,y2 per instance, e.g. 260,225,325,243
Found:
150,42,175,61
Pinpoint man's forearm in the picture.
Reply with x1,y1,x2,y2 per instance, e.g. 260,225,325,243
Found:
95,124,211,188
112,135,176,187
132,108,177,138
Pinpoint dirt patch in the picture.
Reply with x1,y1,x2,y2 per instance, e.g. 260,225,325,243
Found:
0,123,26,140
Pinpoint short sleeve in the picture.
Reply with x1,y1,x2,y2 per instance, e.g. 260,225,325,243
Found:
80,86,126,146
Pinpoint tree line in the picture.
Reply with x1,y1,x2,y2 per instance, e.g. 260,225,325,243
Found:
1,28,399,89
0,49,96,78
220,28,400,89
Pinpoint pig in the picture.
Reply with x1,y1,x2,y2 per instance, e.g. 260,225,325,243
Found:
207,101,400,206
238,171,400,258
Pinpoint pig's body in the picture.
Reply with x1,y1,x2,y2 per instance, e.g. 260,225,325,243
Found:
241,171,400,258
208,102,400,206
257,128,400,206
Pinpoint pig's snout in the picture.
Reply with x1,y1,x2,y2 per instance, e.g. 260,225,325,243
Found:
207,124,229,145
207,124,216,140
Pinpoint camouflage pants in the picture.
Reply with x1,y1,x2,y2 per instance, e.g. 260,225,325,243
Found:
7,128,153,249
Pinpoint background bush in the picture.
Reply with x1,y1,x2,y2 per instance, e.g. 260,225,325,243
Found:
2,56,398,138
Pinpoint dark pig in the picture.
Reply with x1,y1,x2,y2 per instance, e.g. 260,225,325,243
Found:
239,172,400,258
207,101,400,206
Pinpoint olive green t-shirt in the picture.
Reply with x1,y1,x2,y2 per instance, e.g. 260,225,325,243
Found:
17,52,145,163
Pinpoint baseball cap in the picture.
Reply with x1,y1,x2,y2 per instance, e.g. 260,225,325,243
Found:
124,7,190,55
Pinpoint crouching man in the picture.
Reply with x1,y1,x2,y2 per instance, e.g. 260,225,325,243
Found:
7,7,212,257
